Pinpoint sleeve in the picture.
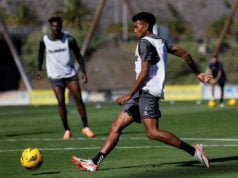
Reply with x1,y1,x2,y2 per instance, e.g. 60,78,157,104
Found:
218,62,223,70
165,40,172,51
37,38,45,71
138,39,154,62
68,35,86,73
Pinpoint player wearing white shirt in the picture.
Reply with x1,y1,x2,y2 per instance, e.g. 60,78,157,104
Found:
43,32,76,79
135,35,167,98
72,12,211,171
36,16,95,140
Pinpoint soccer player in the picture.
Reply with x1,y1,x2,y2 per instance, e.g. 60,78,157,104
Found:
208,55,226,107
36,16,95,140
71,12,211,171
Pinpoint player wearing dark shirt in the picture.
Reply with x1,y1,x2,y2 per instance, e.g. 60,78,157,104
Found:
36,16,95,140
208,55,226,106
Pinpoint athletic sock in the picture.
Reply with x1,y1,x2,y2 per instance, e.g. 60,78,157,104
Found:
92,152,106,166
61,117,70,130
81,117,88,128
179,141,195,156
220,98,224,104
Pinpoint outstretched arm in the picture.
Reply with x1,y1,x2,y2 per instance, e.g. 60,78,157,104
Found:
167,44,211,84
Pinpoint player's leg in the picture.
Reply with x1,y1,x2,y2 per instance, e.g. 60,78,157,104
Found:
66,79,95,138
140,91,210,167
219,80,225,107
52,86,71,140
67,80,86,122
142,119,210,168
143,118,193,152
71,111,134,171
98,111,135,154
139,93,184,147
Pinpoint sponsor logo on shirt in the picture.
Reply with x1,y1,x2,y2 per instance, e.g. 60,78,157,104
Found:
48,48,67,53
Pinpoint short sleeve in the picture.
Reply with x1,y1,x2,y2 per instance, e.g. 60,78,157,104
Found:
138,39,154,62
218,62,223,70
68,35,79,50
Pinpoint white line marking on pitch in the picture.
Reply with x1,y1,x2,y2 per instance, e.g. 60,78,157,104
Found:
1,137,238,142
0,144,238,153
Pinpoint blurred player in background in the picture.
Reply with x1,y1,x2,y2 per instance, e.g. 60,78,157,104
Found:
71,12,211,171
36,16,95,140
208,55,226,107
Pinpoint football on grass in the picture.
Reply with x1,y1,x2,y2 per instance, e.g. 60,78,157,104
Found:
228,98,237,107
20,147,43,170
208,100,216,108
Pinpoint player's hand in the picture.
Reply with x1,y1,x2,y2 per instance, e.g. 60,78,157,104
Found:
35,71,42,80
116,95,131,105
80,73,88,84
197,73,212,84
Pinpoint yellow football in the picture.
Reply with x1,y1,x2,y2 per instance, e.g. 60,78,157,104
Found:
208,100,216,108
227,98,237,107
20,147,43,170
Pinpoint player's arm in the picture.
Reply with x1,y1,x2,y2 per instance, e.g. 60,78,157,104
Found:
69,35,86,73
36,38,45,80
129,61,150,96
116,61,150,105
116,40,151,105
167,44,211,84
68,35,88,84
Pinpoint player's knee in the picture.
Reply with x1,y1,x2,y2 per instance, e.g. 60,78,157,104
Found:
110,121,122,134
146,130,157,140
74,97,83,105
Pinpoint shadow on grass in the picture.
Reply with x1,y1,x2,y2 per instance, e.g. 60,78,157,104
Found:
0,131,54,138
100,155,238,170
210,155,238,163
170,155,238,167
99,155,238,178
32,171,60,176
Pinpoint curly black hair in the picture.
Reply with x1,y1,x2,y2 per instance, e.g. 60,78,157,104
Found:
132,12,156,32
48,16,62,24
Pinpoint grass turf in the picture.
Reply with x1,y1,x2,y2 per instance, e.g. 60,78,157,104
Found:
0,100,238,178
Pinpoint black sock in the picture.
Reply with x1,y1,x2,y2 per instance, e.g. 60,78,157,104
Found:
82,117,88,128
92,152,106,166
220,98,223,104
179,141,195,156
61,117,70,130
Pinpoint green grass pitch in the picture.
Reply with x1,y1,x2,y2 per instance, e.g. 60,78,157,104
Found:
0,101,238,178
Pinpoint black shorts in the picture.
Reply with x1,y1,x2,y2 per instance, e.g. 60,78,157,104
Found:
122,90,161,123
49,75,79,87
